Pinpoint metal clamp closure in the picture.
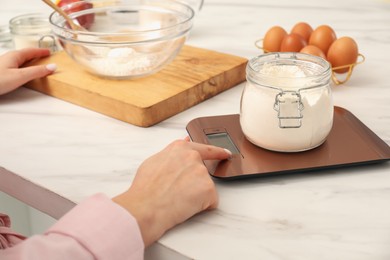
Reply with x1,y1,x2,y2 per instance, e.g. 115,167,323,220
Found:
39,35,57,53
273,91,304,128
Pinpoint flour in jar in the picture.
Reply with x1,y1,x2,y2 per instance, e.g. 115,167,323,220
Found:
240,61,333,152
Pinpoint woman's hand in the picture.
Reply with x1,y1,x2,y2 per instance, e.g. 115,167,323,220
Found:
0,48,56,95
113,139,232,247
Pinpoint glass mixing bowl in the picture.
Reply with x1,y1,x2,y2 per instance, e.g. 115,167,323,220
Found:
49,0,194,79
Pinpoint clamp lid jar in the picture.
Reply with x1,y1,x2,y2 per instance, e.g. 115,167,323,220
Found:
240,52,333,152
9,13,57,51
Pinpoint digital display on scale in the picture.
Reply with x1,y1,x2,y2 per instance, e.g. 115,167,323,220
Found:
206,132,240,154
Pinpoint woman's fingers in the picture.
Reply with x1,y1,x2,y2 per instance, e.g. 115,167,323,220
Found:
0,64,56,95
9,48,51,67
0,48,56,95
188,141,232,161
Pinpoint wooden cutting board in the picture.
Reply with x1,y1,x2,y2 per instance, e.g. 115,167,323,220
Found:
25,45,247,127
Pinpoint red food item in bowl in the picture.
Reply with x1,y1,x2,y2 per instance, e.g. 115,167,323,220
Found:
57,0,94,29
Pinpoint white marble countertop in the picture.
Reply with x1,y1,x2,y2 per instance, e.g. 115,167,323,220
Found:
1,0,390,259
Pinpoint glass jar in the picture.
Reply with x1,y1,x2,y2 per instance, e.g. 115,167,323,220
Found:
240,52,333,152
0,24,12,43
180,0,204,13
9,13,57,52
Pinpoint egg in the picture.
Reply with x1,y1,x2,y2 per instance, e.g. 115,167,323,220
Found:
327,36,359,73
263,26,287,52
309,25,337,55
300,45,326,59
280,33,307,52
291,22,313,42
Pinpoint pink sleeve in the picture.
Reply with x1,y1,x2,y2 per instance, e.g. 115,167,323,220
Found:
0,193,145,260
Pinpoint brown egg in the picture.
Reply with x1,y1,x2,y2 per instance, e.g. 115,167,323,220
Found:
263,26,287,52
327,36,359,73
291,22,313,43
300,45,326,59
280,33,307,52
309,25,337,55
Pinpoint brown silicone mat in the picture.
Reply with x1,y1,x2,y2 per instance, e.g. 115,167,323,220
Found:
186,106,390,180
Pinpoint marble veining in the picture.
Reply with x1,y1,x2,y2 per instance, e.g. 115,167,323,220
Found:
1,0,390,259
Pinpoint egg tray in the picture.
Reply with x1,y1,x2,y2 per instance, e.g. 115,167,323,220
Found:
254,38,365,85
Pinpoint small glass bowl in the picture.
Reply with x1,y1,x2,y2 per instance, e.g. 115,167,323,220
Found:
49,0,194,79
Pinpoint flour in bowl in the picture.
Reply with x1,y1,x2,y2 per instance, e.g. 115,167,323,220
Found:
77,46,160,78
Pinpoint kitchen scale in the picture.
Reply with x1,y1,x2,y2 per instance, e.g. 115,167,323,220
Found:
186,106,390,180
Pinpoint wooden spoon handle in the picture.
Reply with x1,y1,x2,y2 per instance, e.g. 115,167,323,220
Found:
41,0,84,31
